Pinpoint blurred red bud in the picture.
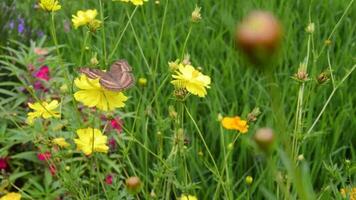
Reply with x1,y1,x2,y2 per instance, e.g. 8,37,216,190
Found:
236,11,282,65
125,176,142,194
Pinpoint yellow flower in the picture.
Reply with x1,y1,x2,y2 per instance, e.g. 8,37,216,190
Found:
74,75,128,111
72,9,102,31
27,100,60,125
178,194,198,200
119,0,148,6
171,64,211,97
340,187,356,200
0,192,21,200
221,116,249,133
74,128,109,155
52,137,70,148
39,0,61,12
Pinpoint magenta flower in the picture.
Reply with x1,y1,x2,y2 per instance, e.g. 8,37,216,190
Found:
34,66,50,81
0,157,9,170
109,137,116,150
110,118,123,133
37,151,51,161
105,174,113,185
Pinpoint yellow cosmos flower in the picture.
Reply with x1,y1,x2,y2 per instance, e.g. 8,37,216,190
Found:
74,75,128,111
171,64,211,97
27,100,60,125
341,187,356,200
52,137,70,148
178,194,198,200
119,0,148,6
0,192,21,200
221,116,249,133
39,0,61,12
74,128,109,156
72,9,102,31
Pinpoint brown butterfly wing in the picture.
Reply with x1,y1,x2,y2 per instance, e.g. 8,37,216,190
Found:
99,60,135,91
79,67,106,79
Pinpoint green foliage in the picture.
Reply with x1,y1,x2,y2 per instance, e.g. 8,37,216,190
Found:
0,0,355,199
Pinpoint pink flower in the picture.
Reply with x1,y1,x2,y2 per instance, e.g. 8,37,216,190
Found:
110,118,123,133
105,174,113,185
0,157,9,170
37,151,51,161
49,164,56,176
34,66,50,81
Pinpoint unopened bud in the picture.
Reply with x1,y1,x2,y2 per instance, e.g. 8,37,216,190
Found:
138,77,147,87
316,71,330,85
125,176,142,194
297,154,304,161
305,22,315,34
227,143,234,151
90,54,99,66
245,176,253,185
191,6,202,23
247,107,261,122
254,128,275,151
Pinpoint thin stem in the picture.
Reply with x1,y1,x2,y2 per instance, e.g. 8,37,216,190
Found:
181,25,193,60
108,7,138,61
99,0,107,66
184,105,228,197
79,31,90,67
305,64,356,136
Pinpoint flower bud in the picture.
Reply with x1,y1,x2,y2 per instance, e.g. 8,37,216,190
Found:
245,176,253,185
253,127,275,151
236,11,282,65
138,77,147,87
125,176,142,194
227,143,234,151
191,6,202,23
316,71,330,85
90,54,99,66
305,22,315,34
297,154,304,161
247,107,261,122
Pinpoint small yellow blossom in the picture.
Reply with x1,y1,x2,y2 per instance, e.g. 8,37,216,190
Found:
74,128,109,156
74,75,128,111
39,0,61,12
0,192,21,200
119,0,148,6
340,187,356,200
27,100,60,125
72,9,102,31
221,116,249,133
52,137,70,148
179,194,198,200
171,64,211,97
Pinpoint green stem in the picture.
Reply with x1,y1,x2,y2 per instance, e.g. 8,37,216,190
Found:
108,7,138,61
99,0,107,66
181,25,193,60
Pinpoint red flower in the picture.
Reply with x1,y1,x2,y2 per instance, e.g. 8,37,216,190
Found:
34,65,50,81
105,174,113,185
0,157,9,170
110,118,123,133
37,151,51,161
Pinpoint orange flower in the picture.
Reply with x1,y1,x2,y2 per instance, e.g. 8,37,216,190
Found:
221,116,249,133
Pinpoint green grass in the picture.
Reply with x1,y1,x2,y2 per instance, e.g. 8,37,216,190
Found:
0,0,355,199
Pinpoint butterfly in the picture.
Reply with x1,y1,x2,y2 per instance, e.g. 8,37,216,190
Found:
79,59,135,92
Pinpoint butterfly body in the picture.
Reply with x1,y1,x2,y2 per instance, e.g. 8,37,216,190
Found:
79,60,135,92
